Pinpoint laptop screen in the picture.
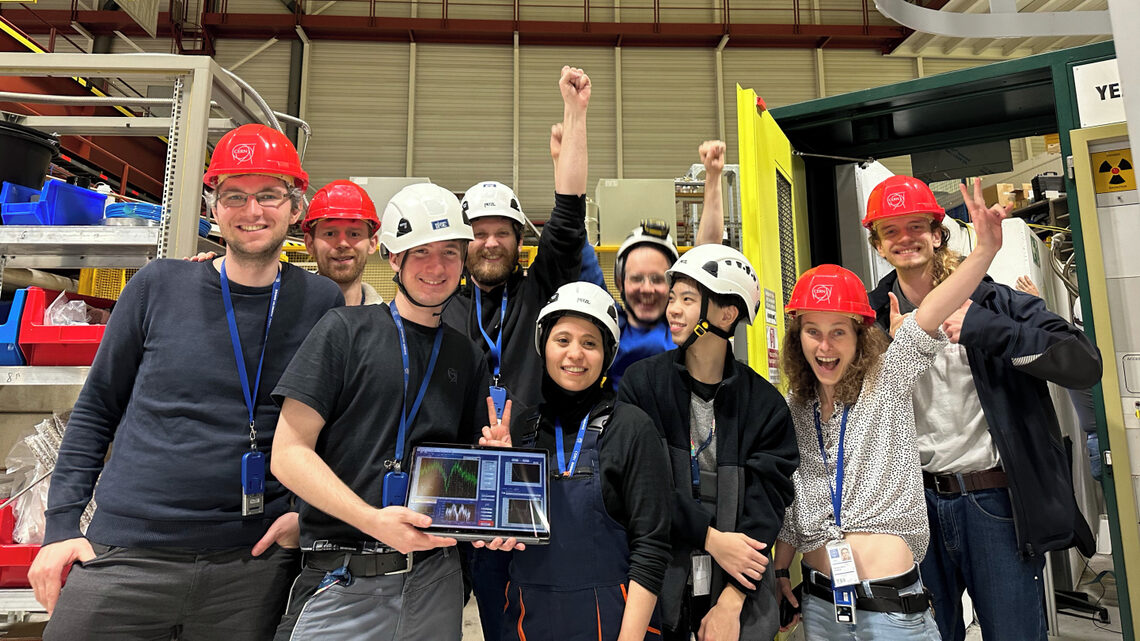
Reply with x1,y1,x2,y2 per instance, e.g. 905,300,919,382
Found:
406,444,550,543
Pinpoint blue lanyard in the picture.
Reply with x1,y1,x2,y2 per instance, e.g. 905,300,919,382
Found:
690,419,715,461
220,259,280,451
554,415,590,477
474,288,508,381
390,303,444,469
813,403,851,529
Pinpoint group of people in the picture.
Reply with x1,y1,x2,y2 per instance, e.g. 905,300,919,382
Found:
23,64,1102,641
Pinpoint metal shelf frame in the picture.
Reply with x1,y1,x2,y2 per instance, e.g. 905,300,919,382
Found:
0,53,285,272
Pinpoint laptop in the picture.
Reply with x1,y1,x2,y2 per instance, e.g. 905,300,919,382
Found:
406,443,551,545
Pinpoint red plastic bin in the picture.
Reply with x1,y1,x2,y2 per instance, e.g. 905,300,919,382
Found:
0,544,39,588
17,287,114,366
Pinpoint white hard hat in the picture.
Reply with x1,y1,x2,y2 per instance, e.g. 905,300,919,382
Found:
667,244,761,324
614,220,679,287
535,282,622,371
380,183,474,256
461,181,528,228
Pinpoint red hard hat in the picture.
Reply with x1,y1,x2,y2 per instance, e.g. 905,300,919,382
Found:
862,175,944,229
203,124,308,191
785,264,876,326
302,180,380,234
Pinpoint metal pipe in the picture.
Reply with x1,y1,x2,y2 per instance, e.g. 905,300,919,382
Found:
219,67,281,131
0,91,172,107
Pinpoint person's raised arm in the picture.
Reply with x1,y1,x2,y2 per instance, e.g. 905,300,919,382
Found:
696,140,725,246
555,65,589,196
912,177,1008,336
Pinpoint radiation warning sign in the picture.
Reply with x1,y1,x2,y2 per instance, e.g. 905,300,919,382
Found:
1091,148,1135,194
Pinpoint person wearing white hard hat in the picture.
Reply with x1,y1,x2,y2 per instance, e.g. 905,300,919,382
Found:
446,65,592,641
480,281,671,641
618,244,798,641
270,183,516,641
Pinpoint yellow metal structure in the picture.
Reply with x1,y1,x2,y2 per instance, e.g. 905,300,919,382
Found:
1070,122,1140,636
78,268,137,300
735,84,810,387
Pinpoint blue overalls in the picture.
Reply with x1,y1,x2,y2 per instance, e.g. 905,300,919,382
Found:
504,417,662,641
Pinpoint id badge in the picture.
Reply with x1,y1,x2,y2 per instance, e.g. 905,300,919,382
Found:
489,385,508,421
382,470,409,507
833,585,857,624
826,539,860,587
241,451,265,517
691,551,712,596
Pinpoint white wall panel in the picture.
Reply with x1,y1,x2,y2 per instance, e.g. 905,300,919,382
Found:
722,48,816,163
303,41,410,191
518,46,618,220
922,57,987,77
621,48,718,182
823,49,915,96
412,44,513,193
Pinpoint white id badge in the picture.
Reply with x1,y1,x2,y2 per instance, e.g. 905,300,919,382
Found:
826,539,860,588
691,552,712,596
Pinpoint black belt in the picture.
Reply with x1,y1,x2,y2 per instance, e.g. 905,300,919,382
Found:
923,466,1007,495
304,549,440,578
802,563,931,614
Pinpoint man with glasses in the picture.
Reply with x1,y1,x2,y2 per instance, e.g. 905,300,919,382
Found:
29,124,344,641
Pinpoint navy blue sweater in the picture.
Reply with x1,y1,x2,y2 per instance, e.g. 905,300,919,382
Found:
44,260,343,548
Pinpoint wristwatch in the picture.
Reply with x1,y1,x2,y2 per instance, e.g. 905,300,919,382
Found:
774,568,790,579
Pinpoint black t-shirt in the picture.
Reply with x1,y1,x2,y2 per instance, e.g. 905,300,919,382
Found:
274,302,491,549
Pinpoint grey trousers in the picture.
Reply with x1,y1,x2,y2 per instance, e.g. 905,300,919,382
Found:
275,547,463,641
44,543,299,641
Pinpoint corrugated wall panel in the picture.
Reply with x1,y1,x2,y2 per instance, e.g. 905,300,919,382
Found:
817,0,893,26
310,0,414,18
823,49,915,96
722,48,816,163
214,39,292,114
922,57,988,77
518,47,618,221
622,48,718,181
412,44,513,193
304,41,410,190
228,0,291,14
729,0,802,25
659,0,717,24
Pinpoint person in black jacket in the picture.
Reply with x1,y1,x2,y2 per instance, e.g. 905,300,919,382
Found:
619,244,798,641
863,175,1102,641
445,65,592,641
485,281,671,641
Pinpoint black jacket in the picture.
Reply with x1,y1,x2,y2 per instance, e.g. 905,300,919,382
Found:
869,272,1101,558
618,347,798,624
442,193,585,409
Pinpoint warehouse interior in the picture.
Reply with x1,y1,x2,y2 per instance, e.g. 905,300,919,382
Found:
0,0,1137,639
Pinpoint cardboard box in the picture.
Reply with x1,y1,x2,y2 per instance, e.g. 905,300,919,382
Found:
982,182,1033,208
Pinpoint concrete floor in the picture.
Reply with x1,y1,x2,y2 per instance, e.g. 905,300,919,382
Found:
461,554,1126,640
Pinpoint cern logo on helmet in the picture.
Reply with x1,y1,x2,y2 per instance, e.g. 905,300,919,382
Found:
886,191,906,210
811,284,832,303
431,219,450,230
231,143,255,164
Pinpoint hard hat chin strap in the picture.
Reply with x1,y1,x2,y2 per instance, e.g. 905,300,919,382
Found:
392,250,464,316
679,295,733,351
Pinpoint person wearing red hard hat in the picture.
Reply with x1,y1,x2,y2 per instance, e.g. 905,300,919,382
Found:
31,123,343,640
864,176,1102,641
771,182,1010,639
302,179,384,307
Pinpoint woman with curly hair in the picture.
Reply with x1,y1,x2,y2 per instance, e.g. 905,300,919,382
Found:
771,179,1009,640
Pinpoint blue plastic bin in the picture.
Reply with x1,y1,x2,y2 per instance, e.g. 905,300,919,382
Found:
42,181,105,225
0,289,28,366
0,182,44,225
0,180,104,226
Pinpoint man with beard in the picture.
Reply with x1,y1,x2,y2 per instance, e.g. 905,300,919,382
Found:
301,179,384,306
603,139,726,390
443,64,590,641
865,175,1101,641
29,124,344,640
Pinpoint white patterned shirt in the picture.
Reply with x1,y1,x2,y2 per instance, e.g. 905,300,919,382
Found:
778,315,946,563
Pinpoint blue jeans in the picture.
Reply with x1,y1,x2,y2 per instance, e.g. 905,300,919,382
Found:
921,488,1047,641
802,571,940,640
